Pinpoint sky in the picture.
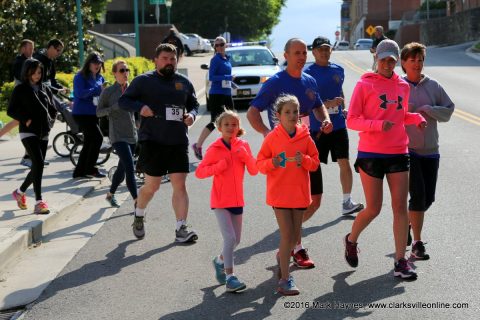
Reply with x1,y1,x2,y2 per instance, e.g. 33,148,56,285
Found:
270,0,341,52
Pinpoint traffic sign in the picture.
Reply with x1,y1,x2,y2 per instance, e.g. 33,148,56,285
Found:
150,0,165,4
335,31,340,36
366,25,375,36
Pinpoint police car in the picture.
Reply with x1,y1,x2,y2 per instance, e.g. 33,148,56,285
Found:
201,42,281,106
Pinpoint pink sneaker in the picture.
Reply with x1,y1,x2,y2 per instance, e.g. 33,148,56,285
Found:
34,201,50,215
12,189,27,210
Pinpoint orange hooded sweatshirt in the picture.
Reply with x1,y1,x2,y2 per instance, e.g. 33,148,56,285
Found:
257,123,319,208
195,137,258,208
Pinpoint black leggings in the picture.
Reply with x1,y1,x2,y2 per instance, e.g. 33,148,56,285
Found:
73,115,103,176
20,136,48,201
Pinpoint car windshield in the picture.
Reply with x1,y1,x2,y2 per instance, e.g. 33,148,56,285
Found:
228,49,276,67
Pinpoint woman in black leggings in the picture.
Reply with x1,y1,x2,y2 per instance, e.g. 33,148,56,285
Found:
8,58,57,214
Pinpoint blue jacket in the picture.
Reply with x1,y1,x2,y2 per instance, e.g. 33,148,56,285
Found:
209,53,233,95
72,72,104,116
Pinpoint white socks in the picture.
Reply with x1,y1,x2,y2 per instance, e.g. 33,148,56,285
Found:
135,207,145,217
293,244,304,254
176,219,186,231
216,255,224,264
343,193,351,202
226,273,235,280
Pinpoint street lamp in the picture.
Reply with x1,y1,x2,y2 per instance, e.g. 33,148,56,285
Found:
165,0,172,25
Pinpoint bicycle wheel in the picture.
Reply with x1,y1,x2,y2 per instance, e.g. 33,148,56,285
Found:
97,143,111,165
53,132,76,157
70,142,82,166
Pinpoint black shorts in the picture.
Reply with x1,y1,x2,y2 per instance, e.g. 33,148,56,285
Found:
408,155,439,212
208,94,234,124
313,128,349,164
309,135,323,195
272,207,307,211
354,154,410,179
137,141,189,177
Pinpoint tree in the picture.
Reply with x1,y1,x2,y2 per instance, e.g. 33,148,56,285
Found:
171,0,286,41
0,0,111,84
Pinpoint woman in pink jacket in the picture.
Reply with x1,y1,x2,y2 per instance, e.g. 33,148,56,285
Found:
195,110,258,293
343,40,426,280
257,94,319,295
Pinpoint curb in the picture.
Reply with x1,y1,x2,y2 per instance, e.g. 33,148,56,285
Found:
0,180,101,273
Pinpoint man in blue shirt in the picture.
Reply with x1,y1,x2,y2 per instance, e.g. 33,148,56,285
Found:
304,36,364,216
247,38,332,269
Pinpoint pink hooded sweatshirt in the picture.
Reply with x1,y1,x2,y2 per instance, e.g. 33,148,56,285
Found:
347,72,425,154
195,137,258,208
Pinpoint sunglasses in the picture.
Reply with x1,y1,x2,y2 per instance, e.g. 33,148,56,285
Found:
215,43,225,48
118,68,130,73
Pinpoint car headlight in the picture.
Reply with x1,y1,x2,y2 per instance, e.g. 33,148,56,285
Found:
260,76,270,83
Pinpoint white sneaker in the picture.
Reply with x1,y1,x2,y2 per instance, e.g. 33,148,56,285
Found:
342,199,364,215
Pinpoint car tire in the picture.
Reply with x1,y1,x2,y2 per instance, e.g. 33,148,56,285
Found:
184,45,193,56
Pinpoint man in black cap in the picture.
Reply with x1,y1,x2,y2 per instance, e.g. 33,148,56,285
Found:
304,36,364,217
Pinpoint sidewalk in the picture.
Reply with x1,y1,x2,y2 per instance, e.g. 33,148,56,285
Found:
0,54,210,276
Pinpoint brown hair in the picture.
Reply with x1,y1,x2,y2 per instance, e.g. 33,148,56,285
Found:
400,42,426,72
80,52,105,78
19,39,34,50
21,58,43,84
215,110,245,137
111,59,127,73
274,94,299,114
155,43,177,57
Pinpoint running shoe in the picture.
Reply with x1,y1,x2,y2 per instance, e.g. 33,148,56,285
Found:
132,215,145,239
410,241,430,260
212,257,226,284
106,193,120,207
191,143,203,160
277,276,300,296
394,258,418,280
344,233,359,267
226,276,246,293
33,201,50,215
86,170,107,178
175,224,198,243
342,199,364,215
20,158,32,168
292,248,315,269
12,189,27,210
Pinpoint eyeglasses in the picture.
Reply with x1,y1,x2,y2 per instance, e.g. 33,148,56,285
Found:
215,43,225,48
118,68,130,73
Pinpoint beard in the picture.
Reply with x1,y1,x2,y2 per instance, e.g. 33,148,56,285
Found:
159,65,175,78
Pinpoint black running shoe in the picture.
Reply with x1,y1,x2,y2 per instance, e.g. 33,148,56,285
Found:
394,258,417,280
175,225,198,243
132,215,145,239
410,241,430,260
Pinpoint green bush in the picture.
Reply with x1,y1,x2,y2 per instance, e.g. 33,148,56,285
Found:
0,56,154,110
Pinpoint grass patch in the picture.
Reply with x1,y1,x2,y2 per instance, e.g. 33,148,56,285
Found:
0,110,18,136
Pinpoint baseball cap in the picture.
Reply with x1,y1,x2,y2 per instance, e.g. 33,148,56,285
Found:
91,53,104,64
312,36,332,49
376,39,400,61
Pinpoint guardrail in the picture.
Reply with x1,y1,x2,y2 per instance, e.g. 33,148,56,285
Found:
87,30,136,59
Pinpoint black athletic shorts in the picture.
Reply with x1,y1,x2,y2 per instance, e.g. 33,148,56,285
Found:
408,155,439,212
309,134,323,195
137,141,189,177
208,94,234,124
314,128,349,164
354,154,410,179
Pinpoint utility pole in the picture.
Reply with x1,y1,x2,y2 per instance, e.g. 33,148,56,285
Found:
134,0,140,56
75,0,84,66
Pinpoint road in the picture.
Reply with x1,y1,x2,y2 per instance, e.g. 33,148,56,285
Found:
11,45,480,319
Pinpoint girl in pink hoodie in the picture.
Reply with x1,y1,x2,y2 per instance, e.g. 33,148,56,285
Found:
257,94,319,295
195,110,258,293
344,40,426,280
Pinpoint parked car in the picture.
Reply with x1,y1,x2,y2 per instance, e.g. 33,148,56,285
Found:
354,38,373,50
201,43,281,106
334,40,350,51
179,33,209,55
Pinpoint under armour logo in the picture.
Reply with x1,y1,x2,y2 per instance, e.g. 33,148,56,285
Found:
379,95,404,110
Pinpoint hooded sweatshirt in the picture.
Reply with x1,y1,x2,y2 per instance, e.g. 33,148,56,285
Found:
347,72,425,154
257,123,319,208
403,75,454,155
195,137,258,208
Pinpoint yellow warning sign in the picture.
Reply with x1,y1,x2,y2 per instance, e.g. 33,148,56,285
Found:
366,25,375,36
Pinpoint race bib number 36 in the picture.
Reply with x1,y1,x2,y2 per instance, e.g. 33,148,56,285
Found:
166,105,184,121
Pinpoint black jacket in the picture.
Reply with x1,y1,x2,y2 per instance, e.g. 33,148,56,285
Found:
12,54,28,82
33,50,63,93
7,83,57,137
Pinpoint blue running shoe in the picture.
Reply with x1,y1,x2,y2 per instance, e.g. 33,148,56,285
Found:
212,257,226,284
277,275,300,296
226,276,246,293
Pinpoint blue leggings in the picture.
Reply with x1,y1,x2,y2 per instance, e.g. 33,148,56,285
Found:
110,142,138,200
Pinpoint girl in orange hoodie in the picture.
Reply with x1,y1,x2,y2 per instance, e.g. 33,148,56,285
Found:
195,110,258,293
257,95,320,295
